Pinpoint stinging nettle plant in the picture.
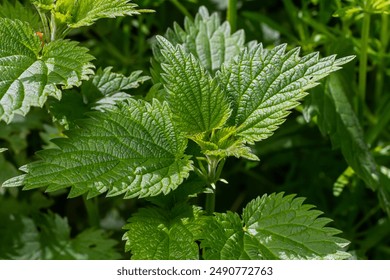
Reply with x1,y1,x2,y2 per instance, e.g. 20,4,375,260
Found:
1,2,354,259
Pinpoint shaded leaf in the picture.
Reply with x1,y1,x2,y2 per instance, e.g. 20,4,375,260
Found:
123,203,202,260
48,67,150,129
305,73,379,190
190,127,259,161
0,0,40,30
0,212,120,260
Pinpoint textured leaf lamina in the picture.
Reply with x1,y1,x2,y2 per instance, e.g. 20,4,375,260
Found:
54,0,140,28
0,18,94,123
152,6,245,84
123,203,202,259
201,193,351,260
89,67,150,111
217,43,355,144
4,99,192,199
0,1,41,30
158,36,231,135
48,67,150,129
165,6,245,73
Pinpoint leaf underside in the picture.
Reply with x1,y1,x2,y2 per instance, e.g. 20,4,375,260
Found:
3,99,193,199
0,18,94,123
201,193,351,260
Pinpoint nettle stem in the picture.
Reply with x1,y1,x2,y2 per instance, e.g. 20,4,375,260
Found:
83,196,100,228
227,0,238,31
205,192,216,216
202,156,226,215
35,7,50,43
50,11,57,41
358,11,370,120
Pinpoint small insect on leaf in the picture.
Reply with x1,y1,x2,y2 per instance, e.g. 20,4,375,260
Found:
35,31,44,46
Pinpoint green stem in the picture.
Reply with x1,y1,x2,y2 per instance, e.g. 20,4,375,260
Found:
375,14,389,106
358,11,371,119
205,191,216,216
169,0,193,20
50,11,57,41
83,196,100,228
137,16,146,59
367,100,390,144
35,7,50,43
227,0,238,31
202,156,226,215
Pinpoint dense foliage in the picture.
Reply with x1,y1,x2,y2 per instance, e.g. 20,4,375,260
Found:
1,0,389,259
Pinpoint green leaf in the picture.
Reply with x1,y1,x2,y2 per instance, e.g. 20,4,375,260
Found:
0,153,18,186
151,6,245,84
165,6,245,73
190,127,259,161
0,109,46,154
48,67,150,129
31,0,55,11
42,39,95,87
123,203,202,260
0,18,94,123
86,67,150,111
0,212,120,260
305,73,379,190
201,193,351,260
379,166,390,217
200,211,246,259
217,43,355,144
157,36,231,135
71,228,121,260
54,0,141,28
3,99,193,199
0,0,41,30
146,174,206,209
